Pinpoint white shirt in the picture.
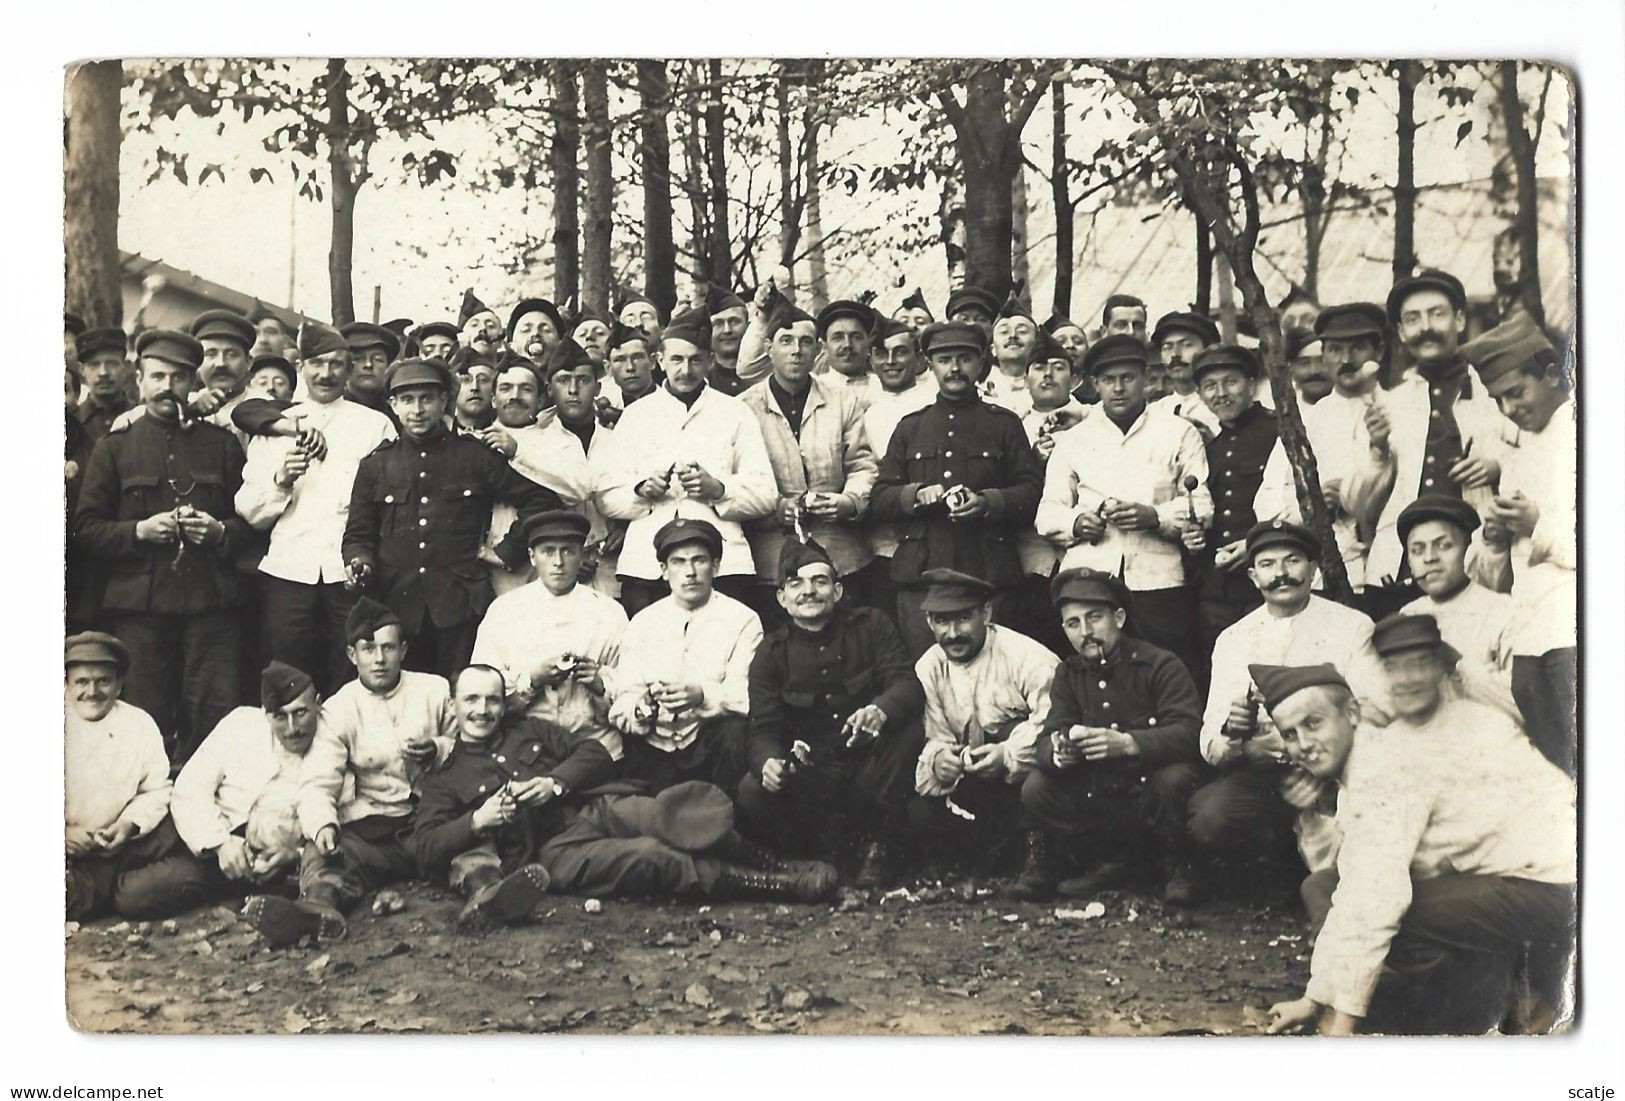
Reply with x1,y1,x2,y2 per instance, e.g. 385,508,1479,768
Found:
1307,705,1575,1018
611,592,763,753
1152,390,1220,439
66,700,171,836
863,383,937,558
1401,583,1519,721
235,398,396,584
1036,403,1212,590
594,385,778,579
296,671,456,836
981,369,1032,418
171,705,307,854
471,580,629,758
1201,595,1382,765
915,625,1058,796
1018,401,1089,576
1253,394,1375,590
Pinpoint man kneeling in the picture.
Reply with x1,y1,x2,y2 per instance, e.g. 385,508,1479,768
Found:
1261,642,1574,1035
417,664,840,908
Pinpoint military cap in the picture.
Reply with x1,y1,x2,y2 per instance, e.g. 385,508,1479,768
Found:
450,346,500,375
413,320,461,346
654,517,724,562
945,285,1000,321
1386,269,1467,323
1082,333,1149,376
764,299,816,340
75,327,127,362
508,297,565,343
918,320,988,358
65,630,130,675
297,320,348,360
1397,493,1481,545
1245,518,1321,562
1151,310,1219,348
815,299,877,339
1043,314,1084,336
381,318,418,357
1050,567,1130,610
190,308,256,350
542,337,595,381
606,319,652,353
64,311,87,336
1246,662,1349,714
703,283,747,316
247,300,279,326
1285,331,1324,361
996,290,1035,323
247,354,296,390
919,568,997,613
1030,330,1070,367
458,288,494,329
134,329,204,371
661,306,712,351
1371,613,1461,667
345,596,402,644
569,303,613,332
615,291,660,320
876,317,915,344
341,322,401,361
1463,315,1557,386
522,509,591,547
1314,303,1388,341
649,781,735,852
260,660,314,713
897,287,934,319
383,357,455,395
492,351,543,384
777,537,835,585
1192,343,1262,382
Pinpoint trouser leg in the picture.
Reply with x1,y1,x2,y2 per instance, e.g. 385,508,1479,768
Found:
1005,573,1069,658
66,816,189,921
621,716,749,797
1126,586,1196,670
1187,763,1295,857
319,582,359,693
113,831,234,920
179,610,242,766
296,823,417,915
906,774,1024,859
895,588,934,660
617,577,669,618
111,613,181,756
1512,649,1577,777
262,575,324,692
404,620,479,683
539,796,710,897
447,841,504,891
1300,868,1338,937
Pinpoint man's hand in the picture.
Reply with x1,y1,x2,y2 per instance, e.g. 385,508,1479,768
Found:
637,466,674,501
215,836,253,880
931,750,964,786
295,425,329,461
777,497,800,529
65,826,97,859
962,742,1006,777
1279,767,1326,810
188,388,227,416
1266,995,1322,1035
1241,728,1289,766
250,848,297,883
177,508,224,546
842,704,887,747
1050,731,1083,769
313,825,341,855
803,491,856,521
1180,524,1208,552
652,682,704,713
479,426,519,459
1072,509,1106,544
472,788,517,833
401,737,438,764
677,463,725,502
1480,515,1514,548
343,558,372,592
1321,480,1344,514
1449,455,1497,490
93,820,140,854
914,484,947,509
509,776,562,809
569,657,604,694
1363,403,1392,453
135,511,180,545
1033,434,1057,462
946,489,987,522
1104,500,1158,532
1488,493,1539,540
1079,727,1140,761
761,758,788,794
1214,539,1247,571
1223,695,1260,740
534,653,579,689
276,451,311,489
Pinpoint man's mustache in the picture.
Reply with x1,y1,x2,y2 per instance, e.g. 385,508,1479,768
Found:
1266,575,1302,591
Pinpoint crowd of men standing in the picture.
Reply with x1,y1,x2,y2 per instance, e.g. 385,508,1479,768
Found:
63,259,1577,1035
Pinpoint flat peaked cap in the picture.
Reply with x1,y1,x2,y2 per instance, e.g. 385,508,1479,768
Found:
815,299,877,339
134,329,204,370
383,357,455,395
190,309,256,350
1247,663,1349,714
649,781,735,851
1371,613,1462,666
1192,344,1261,381
1314,303,1388,341
65,630,131,675
413,321,461,345
1152,311,1219,347
248,354,296,389
945,285,1000,320
1051,567,1130,611
654,517,724,562
522,509,591,547
1083,334,1148,376
1245,519,1321,562
76,327,128,362
1386,269,1466,323
341,322,401,361
919,568,997,613
918,320,988,358
1397,494,1480,545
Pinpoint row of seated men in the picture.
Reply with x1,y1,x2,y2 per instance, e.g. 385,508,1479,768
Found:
66,507,1574,1035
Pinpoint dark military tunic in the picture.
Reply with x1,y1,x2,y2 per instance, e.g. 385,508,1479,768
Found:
869,392,1043,588
76,392,133,446
410,717,617,877
1415,355,1472,501
1205,403,1278,550
341,424,561,630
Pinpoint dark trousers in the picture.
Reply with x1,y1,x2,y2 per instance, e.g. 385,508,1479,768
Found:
539,794,718,898
620,715,749,797
735,717,925,859
297,814,417,915
1301,868,1574,1034
618,575,760,619
1126,585,1196,670
895,588,1009,660
261,575,359,695
1020,761,1206,867
1187,762,1297,857
906,773,1029,858
401,619,479,684
67,816,190,922
111,610,241,766
1513,648,1578,777
1194,566,1262,693
1005,573,1071,659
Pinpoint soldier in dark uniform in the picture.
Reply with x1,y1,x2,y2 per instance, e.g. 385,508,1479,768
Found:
341,358,561,682
1191,344,1279,687
870,320,1045,657
65,366,99,630
75,327,132,445
340,322,399,415
73,330,250,765
704,283,752,397
735,539,926,888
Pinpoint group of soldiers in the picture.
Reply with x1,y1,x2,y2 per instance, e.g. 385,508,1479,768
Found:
63,260,1577,1034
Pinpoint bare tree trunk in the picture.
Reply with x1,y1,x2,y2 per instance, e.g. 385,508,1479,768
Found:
954,66,1016,297
1010,165,1031,295
1301,113,1332,301
678,80,709,280
64,60,122,328
703,59,732,286
1497,61,1546,328
581,61,613,314
1050,78,1072,317
1393,60,1418,281
775,63,802,286
636,60,676,317
803,60,829,309
1214,250,1238,343
1194,215,1213,316
940,168,967,291
550,60,580,306
324,59,359,327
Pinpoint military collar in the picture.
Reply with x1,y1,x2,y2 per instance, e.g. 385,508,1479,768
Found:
931,389,981,410
402,424,451,449
1064,641,1142,673
1417,353,1473,399
785,604,848,643
1217,401,1270,435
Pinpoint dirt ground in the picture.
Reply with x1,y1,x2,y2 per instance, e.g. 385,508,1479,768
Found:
65,869,1310,1036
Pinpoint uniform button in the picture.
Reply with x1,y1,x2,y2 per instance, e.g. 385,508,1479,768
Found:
945,450,953,457
478,785,487,793
419,518,428,526
1109,722,1120,730
1431,410,1441,419
1102,701,1111,709
496,756,505,763
943,471,952,479
531,745,539,753
418,567,426,574
419,541,426,549
419,471,427,478
1424,478,1435,487
421,496,429,504
1147,717,1157,726
1225,450,1234,458
1224,490,1233,497
1098,681,1107,689
1222,509,1233,517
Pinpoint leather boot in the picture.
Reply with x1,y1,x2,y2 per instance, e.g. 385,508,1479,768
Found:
716,832,793,871
244,888,347,948
1057,858,1135,899
713,861,839,904
1163,859,1206,908
458,864,551,930
1007,831,1056,901
852,842,898,890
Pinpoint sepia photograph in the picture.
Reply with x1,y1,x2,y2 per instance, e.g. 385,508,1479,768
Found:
42,12,1607,1086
